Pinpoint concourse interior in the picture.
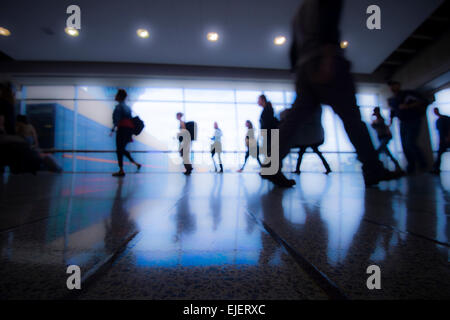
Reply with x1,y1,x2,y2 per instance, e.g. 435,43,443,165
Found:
1,0,450,302
1,171,449,299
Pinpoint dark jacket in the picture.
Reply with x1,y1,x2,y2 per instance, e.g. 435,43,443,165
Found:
259,103,278,130
371,118,392,140
112,102,132,128
436,115,450,143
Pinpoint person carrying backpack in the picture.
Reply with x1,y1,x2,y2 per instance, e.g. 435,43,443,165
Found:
258,94,279,163
371,107,402,172
177,112,195,175
110,89,142,177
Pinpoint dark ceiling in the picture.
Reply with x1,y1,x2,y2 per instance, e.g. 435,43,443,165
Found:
0,0,444,74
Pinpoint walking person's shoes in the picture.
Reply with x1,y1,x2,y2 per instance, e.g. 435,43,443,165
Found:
260,171,296,188
364,169,404,187
112,171,126,177
325,169,332,175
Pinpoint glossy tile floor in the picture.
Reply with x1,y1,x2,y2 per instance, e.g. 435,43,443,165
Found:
0,171,449,300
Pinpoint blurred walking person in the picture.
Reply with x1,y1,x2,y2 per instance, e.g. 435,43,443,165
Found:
431,107,450,174
371,107,402,172
387,81,429,174
211,122,223,173
258,95,279,163
110,89,141,177
263,0,402,187
238,120,261,172
177,112,194,175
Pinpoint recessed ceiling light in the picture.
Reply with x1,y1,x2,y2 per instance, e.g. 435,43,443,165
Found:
65,27,79,37
0,27,11,37
137,28,149,39
340,40,349,49
207,32,219,42
274,36,286,46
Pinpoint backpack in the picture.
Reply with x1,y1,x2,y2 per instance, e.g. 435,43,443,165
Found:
185,121,197,141
132,116,145,135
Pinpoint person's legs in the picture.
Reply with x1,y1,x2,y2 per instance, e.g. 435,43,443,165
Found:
218,152,223,172
114,131,126,176
179,132,193,175
211,148,217,171
432,142,446,173
261,131,272,165
123,129,141,170
410,118,427,170
240,148,250,171
376,138,388,154
262,61,325,187
400,119,426,173
123,150,132,163
399,121,415,173
262,72,319,187
184,142,193,174
311,145,331,173
377,137,401,171
255,144,262,166
319,58,386,183
293,147,306,173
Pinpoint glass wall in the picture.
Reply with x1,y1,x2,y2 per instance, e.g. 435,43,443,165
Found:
17,82,421,173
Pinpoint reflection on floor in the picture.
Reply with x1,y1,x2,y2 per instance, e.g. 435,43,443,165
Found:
0,172,449,299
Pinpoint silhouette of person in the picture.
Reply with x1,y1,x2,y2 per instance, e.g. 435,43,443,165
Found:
258,95,278,162
431,107,450,174
210,122,223,173
263,0,402,187
237,120,261,172
387,80,429,174
176,112,193,175
110,89,142,177
280,106,331,174
371,107,402,172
